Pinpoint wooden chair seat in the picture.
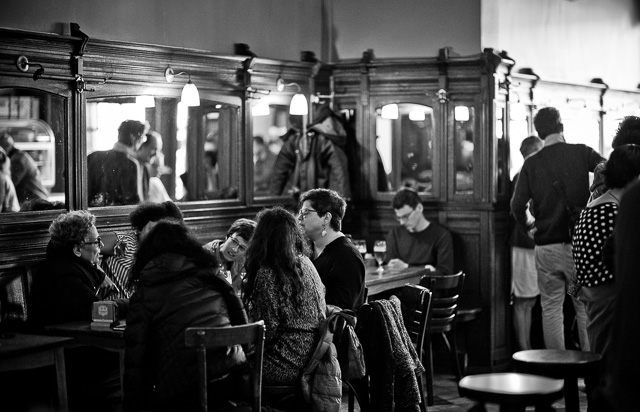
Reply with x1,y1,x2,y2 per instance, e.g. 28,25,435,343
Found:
459,372,564,411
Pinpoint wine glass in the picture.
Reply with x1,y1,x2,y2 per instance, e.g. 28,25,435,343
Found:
373,240,386,272
353,240,367,259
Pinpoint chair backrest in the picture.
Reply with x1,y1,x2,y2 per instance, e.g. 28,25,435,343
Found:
185,320,266,412
399,283,433,359
419,271,465,333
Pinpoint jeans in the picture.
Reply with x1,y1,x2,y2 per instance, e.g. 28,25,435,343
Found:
534,243,590,351
580,283,616,355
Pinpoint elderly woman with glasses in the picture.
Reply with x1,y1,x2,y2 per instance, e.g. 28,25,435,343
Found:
30,210,126,411
298,188,365,311
31,210,125,327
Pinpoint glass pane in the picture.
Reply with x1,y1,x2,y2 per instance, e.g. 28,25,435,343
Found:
454,105,475,194
251,104,294,197
86,96,240,206
0,88,66,213
563,108,600,153
509,104,531,180
375,103,435,193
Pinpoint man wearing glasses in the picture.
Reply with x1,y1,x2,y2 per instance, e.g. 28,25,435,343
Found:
204,218,256,295
385,187,454,275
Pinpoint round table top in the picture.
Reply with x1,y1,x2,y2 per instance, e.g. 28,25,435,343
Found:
513,349,601,365
459,373,564,406
513,349,602,378
460,373,564,396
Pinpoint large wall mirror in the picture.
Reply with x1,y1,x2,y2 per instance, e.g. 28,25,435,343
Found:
374,102,437,195
0,87,67,213
86,94,242,207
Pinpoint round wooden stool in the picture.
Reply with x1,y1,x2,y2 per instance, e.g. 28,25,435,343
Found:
458,372,564,411
513,349,602,412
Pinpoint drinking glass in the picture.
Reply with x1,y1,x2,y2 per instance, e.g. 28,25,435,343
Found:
373,240,386,272
353,240,367,259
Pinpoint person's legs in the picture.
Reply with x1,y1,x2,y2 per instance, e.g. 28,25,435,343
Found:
581,284,616,355
512,246,539,350
535,244,569,349
513,296,537,350
555,245,590,352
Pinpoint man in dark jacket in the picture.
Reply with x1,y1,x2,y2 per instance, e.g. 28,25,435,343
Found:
87,120,146,206
0,132,48,205
511,107,605,351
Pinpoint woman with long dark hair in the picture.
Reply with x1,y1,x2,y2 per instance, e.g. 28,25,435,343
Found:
243,206,326,385
124,218,248,412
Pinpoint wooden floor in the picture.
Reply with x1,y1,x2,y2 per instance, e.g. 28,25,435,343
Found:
340,371,588,412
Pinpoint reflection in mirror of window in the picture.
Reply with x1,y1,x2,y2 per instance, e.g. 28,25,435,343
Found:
0,88,66,213
509,104,530,179
454,106,475,195
376,103,434,194
251,104,296,197
86,96,241,207
562,107,600,152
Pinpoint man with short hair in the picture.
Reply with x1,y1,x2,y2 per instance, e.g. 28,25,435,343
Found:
0,131,48,204
385,187,454,275
203,218,257,295
87,120,146,206
511,107,605,351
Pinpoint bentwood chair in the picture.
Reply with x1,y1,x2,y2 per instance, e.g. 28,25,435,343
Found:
185,321,265,412
419,270,465,406
399,283,433,412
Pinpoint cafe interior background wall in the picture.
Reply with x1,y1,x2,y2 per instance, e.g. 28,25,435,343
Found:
2,0,639,89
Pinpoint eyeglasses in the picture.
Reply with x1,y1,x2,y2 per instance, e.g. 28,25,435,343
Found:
83,237,103,247
298,208,319,220
229,236,247,253
395,208,417,223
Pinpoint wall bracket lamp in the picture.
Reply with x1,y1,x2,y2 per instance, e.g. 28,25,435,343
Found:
276,77,308,115
165,67,200,107
16,55,45,81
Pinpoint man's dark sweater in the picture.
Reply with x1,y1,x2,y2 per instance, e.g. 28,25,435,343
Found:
511,137,604,246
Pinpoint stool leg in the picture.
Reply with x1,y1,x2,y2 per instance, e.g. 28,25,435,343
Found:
563,378,579,412
54,347,69,412
468,402,487,412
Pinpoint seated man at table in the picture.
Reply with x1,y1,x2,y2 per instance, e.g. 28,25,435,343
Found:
385,187,454,275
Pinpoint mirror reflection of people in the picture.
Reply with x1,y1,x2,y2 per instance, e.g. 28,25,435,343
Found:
137,131,171,202
298,188,365,311
0,131,48,205
87,120,146,206
0,147,19,212
124,218,249,412
253,135,277,195
203,218,257,295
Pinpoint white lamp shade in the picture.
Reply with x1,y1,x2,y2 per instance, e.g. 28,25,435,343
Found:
289,93,308,115
251,100,270,117
454,106,470,122
136,95,155,108
181,81,200,107
381,104,399,120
